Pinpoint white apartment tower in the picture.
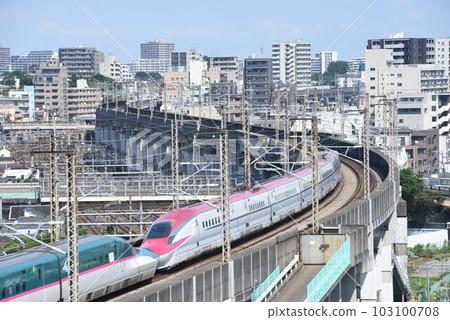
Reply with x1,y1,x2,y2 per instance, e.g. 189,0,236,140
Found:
435,38,450,78
320,51,338,74
272,41,311,87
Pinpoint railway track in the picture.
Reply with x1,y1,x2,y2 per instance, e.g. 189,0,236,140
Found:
103,156,374,301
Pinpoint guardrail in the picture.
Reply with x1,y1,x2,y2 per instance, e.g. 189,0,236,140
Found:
254,254,300,302
305,237,351,302
251,266,280,302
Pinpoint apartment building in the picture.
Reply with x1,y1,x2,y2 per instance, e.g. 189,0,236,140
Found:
58,47,104,78
33,60,68,121
367,34,435,65
271,40,311,87
67,79,102,119
243,58,273,107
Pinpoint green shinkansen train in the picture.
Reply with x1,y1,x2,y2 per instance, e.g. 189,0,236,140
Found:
0,236,158,302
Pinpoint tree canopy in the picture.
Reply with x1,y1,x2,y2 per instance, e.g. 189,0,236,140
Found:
400,168,444,225
92,73,114,83
1,71,33,88
311,61,349,86
134,72,162,82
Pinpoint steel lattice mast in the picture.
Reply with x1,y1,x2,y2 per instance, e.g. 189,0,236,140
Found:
311,116,320,234
302,95,308,162
66,152,79,302
49,132,60,242
220,131,231,263
243,105,251,189
171,115,180,209
364,94,371,201
284,103,290,172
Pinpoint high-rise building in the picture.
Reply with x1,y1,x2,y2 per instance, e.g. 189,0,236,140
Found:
140,39,174,60
311,54,320,74
365,49,448,129
204,56,239,83
11,50,53,72
0,46,11,73
33,60,68,121
367,33,435,65
271,40,311,87
244,58,273,107
139,40,174,74
171,48,202,72
58,47,104,78
320,51,338,74
435,38,450,78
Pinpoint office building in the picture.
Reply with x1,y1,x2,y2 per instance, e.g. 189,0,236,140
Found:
140,39,174,60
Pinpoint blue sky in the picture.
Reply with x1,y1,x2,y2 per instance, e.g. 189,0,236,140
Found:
1,0,449,63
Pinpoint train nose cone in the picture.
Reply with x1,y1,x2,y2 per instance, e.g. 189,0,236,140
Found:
142,239,168,256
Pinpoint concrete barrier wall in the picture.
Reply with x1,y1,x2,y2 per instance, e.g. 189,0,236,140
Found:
407,229,448,248
131,232,298,302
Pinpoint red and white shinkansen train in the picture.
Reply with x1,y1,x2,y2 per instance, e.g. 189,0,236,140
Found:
141,151,341,269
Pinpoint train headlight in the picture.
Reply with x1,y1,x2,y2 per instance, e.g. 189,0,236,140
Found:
167,235,175,246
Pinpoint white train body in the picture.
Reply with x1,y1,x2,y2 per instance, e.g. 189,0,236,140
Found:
142,151,341,269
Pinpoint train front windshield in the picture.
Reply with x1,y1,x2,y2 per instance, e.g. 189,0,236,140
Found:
147,221,172,239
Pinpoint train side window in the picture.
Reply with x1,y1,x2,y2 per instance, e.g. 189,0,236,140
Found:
37,269,41,281
21,269,26,275
88,260,91,268
105,255,108,263
2,288,5,298
22,281,26,292
16,284,20,293
99,256,103,264
8,286,13,296
94,258,97,266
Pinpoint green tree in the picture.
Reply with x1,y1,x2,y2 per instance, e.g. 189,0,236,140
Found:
92,73,114,83
1,72,16,87
68,74,81,88
400,168,444,224
134,71,162,82
400,168,424,206
326,61,349,75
